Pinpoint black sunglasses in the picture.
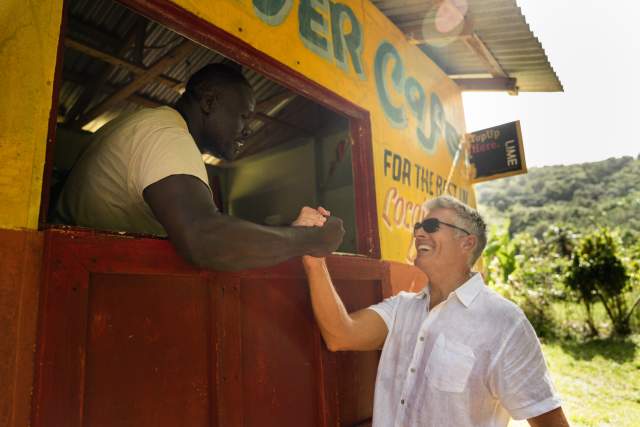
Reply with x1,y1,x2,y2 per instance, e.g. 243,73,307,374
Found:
414,218,471,235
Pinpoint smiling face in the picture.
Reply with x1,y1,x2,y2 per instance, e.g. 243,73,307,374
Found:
414,208,476,274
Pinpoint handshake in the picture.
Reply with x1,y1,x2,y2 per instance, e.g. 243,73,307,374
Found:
292,206,345,260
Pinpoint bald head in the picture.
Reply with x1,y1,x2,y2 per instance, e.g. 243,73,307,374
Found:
183,63,251,102
177,63,255,161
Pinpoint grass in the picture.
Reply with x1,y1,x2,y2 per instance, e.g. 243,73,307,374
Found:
509,335,640,427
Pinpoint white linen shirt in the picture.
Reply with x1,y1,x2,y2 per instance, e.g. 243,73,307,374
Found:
368,273,560,427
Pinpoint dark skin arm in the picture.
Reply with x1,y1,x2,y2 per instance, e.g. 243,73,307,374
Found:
143,174,344,271
528,407,570,427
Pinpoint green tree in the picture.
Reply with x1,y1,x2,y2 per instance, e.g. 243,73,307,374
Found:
483,225,566,337
565,228,634,335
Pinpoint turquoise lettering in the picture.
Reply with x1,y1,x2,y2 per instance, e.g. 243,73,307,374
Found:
420,93,444,153
445,122,461,157
253,0,293,26
299,0,331,59
404,77,431,153
374,41,406,128
330,2,365,79
420,93,460,157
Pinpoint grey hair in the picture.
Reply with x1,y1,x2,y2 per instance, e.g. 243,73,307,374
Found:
425,196,487,265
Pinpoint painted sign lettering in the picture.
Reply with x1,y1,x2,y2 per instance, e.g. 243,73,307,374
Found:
255,0,364,79
468,120,527,183
374,41,461,157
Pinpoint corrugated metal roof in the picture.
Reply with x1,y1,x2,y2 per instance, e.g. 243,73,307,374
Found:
59,0,561,132
60,0,289,131
371,0,563,92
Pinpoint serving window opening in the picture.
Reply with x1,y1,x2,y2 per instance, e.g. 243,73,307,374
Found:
47,0,374,256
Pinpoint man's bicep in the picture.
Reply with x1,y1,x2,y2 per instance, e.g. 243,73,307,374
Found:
143,174,219,250
348,308,389,350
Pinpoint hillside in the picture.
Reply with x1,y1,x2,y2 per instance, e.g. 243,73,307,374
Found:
475,156,640,240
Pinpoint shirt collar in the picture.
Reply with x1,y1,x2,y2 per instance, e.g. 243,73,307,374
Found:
454,272,484,308
414,272,485,308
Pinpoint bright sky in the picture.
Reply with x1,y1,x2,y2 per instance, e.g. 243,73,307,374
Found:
462,0,640,167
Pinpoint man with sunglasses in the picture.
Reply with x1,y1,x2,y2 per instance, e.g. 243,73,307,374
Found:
301,196,569,426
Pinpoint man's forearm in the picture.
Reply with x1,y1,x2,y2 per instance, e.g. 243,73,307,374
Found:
303,258,355,351
180,214,319,271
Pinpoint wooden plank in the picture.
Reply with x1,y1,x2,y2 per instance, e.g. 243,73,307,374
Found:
214,274,243,427
462,33,509,78
34,229,387,426
62,70,166,109
32,231,90,427
65,17,145,127
0,230,44,427
453,77,517,93
64,37,183,90
78,40,195,127
332,276,382,426
83,274,212,426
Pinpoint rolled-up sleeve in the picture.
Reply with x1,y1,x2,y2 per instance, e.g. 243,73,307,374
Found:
489,318,561,420
130,127,211,197
367,294,400,331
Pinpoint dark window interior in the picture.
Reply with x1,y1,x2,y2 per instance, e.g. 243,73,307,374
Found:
50,0,358,253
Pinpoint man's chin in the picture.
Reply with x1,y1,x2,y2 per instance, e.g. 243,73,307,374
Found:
414,255,434,272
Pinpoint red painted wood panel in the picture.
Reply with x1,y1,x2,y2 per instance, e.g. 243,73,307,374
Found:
333,280,381,426
84,274,214,427
34,229,385,427
0,229,44,427
239,277,320,426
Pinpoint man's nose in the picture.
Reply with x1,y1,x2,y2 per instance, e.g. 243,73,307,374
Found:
414,227,427,238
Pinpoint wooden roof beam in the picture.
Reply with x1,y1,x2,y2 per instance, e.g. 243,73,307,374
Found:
453,77,518,94
461,33,508,78
65,18,147,128
64,37,184,92
67,16,121,47
78,40,196,127
63,70,166,108
401,4,511,82
255,91,297,115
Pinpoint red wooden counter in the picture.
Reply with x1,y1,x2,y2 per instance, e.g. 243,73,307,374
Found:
31,228,423,427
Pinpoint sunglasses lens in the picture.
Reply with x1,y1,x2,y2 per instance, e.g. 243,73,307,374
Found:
415,218,440,233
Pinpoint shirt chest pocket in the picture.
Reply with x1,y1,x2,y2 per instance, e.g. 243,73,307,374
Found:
426,333,475,393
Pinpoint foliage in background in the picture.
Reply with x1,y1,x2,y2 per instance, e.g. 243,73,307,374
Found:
565,228,637,335
476,156,640,242
478,157,640,425
483,225,569,337
478,156,640,338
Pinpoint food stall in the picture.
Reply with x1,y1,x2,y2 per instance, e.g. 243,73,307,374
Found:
0,0,561,425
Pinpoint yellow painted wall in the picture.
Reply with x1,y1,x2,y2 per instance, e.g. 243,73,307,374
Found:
0,0,63,230
0,0,474,262
173,0,475,263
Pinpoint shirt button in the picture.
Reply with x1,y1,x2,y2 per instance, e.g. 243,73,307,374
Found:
400,399,405,405
419,336,424,341
410,368,416,373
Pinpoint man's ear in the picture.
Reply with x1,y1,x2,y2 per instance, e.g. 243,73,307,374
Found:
461,234,477,253
199,91,219,115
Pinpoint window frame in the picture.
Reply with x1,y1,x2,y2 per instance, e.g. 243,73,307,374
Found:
40,0,380,259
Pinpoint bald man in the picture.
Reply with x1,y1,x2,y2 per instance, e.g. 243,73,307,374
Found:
56,64,344,271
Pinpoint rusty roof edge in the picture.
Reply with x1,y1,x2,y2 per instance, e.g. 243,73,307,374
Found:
371,0,564,93
510,0,564,92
